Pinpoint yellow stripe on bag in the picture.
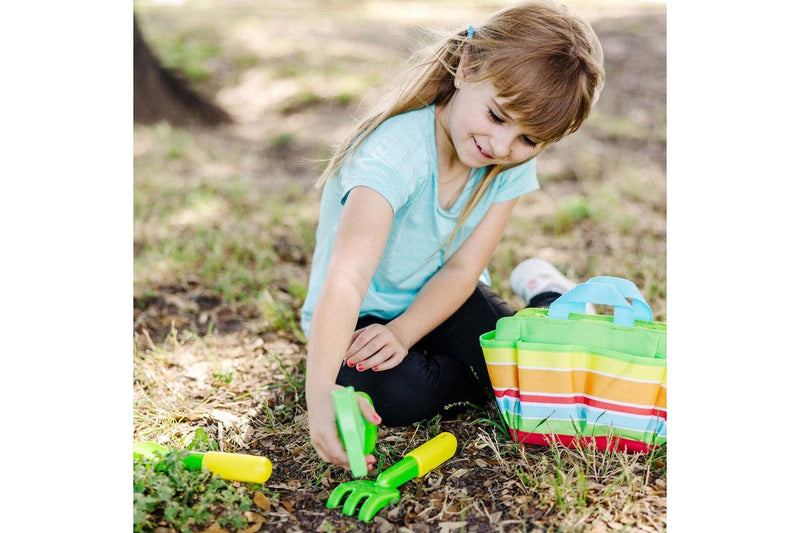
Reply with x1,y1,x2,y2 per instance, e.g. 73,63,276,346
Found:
483,346,516,364
518,348,666,384
518,368,666,409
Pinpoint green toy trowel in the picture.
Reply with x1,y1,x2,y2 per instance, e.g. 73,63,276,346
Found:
332,386,378,478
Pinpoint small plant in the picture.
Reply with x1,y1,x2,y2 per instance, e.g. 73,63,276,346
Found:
544,196,594,235
185,428,219,452
333,91,356,105
270,131,297,149
133,429,261,533
212,369,234,384
159,33,223,82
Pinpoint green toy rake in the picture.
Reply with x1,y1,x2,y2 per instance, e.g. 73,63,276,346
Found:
326,431,458,522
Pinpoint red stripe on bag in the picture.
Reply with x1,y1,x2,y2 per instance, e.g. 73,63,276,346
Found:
512,429,658,453
493,389,667,420
493,388,520,399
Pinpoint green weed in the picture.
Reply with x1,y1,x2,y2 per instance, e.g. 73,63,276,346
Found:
544,196,596,234
333,91,357,105
270,131,298,149
158,33,223,82
212,369,233,384
133,429,260,533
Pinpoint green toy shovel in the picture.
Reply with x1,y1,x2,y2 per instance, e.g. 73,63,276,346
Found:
332,386,378,478
326,431,458,522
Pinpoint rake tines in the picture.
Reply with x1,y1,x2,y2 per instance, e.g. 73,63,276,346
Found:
326,432,457,522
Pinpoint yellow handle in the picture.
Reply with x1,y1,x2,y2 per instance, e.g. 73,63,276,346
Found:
406,432,457,477
202,451,273,483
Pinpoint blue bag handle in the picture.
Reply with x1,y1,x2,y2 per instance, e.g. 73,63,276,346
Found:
547,281,635,326
586,276,653,322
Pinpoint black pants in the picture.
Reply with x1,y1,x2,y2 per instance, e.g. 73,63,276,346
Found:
335,284,561,426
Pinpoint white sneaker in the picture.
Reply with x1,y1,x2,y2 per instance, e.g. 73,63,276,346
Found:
510,258,595,313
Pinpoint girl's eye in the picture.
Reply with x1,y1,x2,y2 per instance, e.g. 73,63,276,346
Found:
488,107,537,148
487,109,504,124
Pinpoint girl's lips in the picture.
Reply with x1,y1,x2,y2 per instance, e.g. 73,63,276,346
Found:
473,137,493,159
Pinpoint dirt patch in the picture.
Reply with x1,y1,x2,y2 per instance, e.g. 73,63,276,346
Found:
135,282,259,344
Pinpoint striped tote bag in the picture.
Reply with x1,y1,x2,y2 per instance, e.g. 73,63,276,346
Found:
480,276,666,453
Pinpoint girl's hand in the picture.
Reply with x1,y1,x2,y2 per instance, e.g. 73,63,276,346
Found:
345,323,409,372
306,384,380,471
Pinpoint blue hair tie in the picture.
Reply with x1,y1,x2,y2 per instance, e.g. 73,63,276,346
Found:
467,26,475,39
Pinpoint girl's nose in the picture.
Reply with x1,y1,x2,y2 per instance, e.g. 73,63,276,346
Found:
490,131,514,158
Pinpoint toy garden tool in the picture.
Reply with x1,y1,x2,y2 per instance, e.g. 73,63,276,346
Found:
326,431,458,522
134,441,272,484
332,386,378,478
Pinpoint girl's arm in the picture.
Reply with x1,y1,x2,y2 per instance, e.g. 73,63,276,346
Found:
345,197,518,371
305,186,393,469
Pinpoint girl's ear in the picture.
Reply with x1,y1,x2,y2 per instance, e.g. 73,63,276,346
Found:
455,60,468,85
454,63,465,88
455,48,476,82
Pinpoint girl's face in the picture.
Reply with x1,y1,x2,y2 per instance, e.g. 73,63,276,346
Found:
439,73,540,169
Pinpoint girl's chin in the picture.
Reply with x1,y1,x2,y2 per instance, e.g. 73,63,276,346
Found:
457,156,486,170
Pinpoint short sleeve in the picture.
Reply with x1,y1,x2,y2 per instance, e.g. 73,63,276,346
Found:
492,158,539,204
335,118,425,213
339,153,410,213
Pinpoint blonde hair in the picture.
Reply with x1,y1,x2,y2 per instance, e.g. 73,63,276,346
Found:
317,1,604,245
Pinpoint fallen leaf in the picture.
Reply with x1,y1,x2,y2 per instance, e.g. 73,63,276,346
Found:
253,491,271,511
374,515,395,533
449,468,470,479
199,524,228,533
439,521,467,532
589,522,608,533
237,516,264,533
211,409,241,427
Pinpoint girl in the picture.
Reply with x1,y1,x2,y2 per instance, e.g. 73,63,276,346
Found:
301,1,604,471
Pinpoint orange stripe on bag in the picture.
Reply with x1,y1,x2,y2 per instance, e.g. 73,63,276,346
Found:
517,368,664,408
486,363,519,389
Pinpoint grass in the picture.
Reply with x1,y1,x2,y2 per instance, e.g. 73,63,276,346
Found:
134,1,666,531
134,139,316,307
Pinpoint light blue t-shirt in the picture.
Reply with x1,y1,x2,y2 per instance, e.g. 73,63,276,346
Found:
301,105,539,335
